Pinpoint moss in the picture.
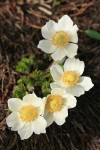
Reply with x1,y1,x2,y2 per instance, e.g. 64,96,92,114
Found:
16,56,38,74
16,58,31,73
13,84,28,99
42,81,51,96
14,56,53,99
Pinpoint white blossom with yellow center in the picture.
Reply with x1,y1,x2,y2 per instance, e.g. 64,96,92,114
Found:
37,15,78,61
6,92,47,140
50,58,94,97
43,88,77,126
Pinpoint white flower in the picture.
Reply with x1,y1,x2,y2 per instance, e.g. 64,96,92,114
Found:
50,58,94,97
37,15,78,61
6,92,47,140
43,88,77,126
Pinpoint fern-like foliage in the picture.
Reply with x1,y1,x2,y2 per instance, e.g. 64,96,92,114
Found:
13,56,53,98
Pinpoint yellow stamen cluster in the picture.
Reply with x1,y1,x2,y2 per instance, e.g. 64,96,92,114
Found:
52,31,70,48
45,95,62,112
61,71,79,86
19,105,39,122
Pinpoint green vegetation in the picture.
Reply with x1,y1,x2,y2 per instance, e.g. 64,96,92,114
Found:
13,84,27,99
85,30,100,40
53,0,61,4
13,56,53,99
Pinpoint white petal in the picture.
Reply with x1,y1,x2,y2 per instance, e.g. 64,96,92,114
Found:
23,93,43,108
11,121,25,131
41,97,47,116
8,98,23,112
67,85,85,97
51,88,66,96
70,33,78,43
43,110,54,127
23,93,34,104
33,116,47,134
73,25,79,32
34,99,44,116
78,76,94,91
34,98,44,108
69,30,78,43
67,24,79,43
46,20,59,35
58,56,66,64
58,15,73,31
18,122,33,140
6,112,24,131
54,117,65,126
64,94,77,108
38,40,56,54
64,58,85,76
6,112,19,127
65,43,78,58
51,48,68,61
53,106,68,125
50,64,63,82
50,82,63,89
41,24,52,40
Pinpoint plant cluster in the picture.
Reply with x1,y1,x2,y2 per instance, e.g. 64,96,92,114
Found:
13,56,53,99
6,15,94,140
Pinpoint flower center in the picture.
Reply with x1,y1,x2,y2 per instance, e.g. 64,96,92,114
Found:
19,105,39,122
52,31,70,48
45,95,62,112
61,71,79,86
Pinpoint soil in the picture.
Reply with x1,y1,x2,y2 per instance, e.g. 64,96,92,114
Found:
0,0,100,150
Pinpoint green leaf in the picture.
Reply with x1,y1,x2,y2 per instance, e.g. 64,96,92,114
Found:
85,30,100,40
